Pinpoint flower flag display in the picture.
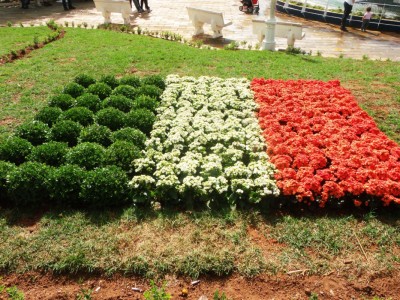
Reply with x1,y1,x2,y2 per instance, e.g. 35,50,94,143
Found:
251,78,400,207
130,75,279,206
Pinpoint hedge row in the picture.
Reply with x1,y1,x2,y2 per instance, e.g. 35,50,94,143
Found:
0,74,165,208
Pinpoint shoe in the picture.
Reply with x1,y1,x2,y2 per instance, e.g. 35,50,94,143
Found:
146,8,151,12
340,27,348,31
138,9,145,13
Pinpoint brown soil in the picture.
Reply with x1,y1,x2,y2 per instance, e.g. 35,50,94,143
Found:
1,270,399,300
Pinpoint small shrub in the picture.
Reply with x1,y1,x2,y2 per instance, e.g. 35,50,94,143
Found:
0,137,33,165
48,94,74,111
224,41,239,50
136,85,163,101
141,75,166,90
112,85,137,100
65,142,106,170
133,95,159,112
7,162,52,206
75,93,102,112
111,127,146,149
80,166,129,207
102,95,133,113
95,108,126,131
79,124,112,147
48,120,82,146
119,75,141,88
62,82,85,98
74,74,96,88
59,107,94,127
106,141,141,172
35,107,63,127
48,164,86,207
28,141,68,166
15,121,49,146
125,109,155,135
99,75,119,89
0,161,16,204
143,280,171,300
86,82,112,100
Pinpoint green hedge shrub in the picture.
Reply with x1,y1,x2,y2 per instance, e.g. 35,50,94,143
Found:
59,107,94,127
74,74,96,88
119,75,141,88
48,120,82,146
99,75,119,89
111,85,137,100
79,124,112,147
28,141,68,166
133,95,159,112
95,108,126,131
125,108,155,135
86,82,112,100
48,164,86,207
35,107,63,127
106,141,141,173
136,85,163,100
0,161,16,204
142,75,165,90
80,166,129,207
111,128,146,149
62,82,85,98
48,94,74,111
75,93,102,112
15,121,49,146
65,142,106,170
0,137,33,165
7,162,52,206
102,95,133,113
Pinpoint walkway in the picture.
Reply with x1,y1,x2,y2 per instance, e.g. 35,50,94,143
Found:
1,0,400,61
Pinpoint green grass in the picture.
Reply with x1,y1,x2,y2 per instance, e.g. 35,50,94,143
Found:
0,27,399,279
0,27,53,56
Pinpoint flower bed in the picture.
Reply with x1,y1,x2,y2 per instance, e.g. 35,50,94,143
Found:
252,78,400,207
131,75,279,207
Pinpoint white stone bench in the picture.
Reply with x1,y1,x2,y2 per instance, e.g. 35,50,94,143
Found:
94,0,132,25
186,7,232,38
252,19,305,48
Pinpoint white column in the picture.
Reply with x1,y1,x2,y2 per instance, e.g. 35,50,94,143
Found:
262,0,277,50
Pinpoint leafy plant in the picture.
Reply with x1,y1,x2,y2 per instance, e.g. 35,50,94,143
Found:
15,121,49,146
6,285,25,300
133,95,159,112
48,120,82,146
34,107,63,127
59,107,94,127
111,84,137,100
79,124,112,147
65,142,106,170
95,108,126,131
141,75,166,90
0,137,33,165
111,127,147,149
99,74,119,89
136,85,163,101
62,82,85,98
106,141,141,172
213,290,229,300
74,74,96,88
119,75,141,88
125,108,155,135
28,141,68,166
102,95,133,113
224,41,239,50
76,287,92,300
143,280,171,300
48,94,74,111
75,93,102,112
86,82,112,100
0,161,16,204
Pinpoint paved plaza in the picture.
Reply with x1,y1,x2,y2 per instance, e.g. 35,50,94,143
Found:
1,0,400,60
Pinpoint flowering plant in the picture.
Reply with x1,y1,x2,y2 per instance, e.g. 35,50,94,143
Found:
130,75,279,206
252,78,400,207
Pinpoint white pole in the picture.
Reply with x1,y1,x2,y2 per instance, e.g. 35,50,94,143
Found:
262,0,277,50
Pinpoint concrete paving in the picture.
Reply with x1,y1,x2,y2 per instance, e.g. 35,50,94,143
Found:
1,0,400,61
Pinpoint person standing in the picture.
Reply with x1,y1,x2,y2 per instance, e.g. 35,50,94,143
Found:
131,0,144,13
62,0,76,10
361,7,372,31
341,0,355,31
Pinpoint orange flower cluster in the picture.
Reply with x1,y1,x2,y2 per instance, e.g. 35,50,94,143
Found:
251,78,400,207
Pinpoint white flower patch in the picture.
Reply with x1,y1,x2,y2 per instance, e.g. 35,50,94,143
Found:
130,75,279,204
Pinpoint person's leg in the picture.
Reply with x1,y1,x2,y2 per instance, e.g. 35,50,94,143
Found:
132,0,144,12
365,19,370,30
142,0,149,10
62,0,68,10
68,0,76,9
341,2,352,30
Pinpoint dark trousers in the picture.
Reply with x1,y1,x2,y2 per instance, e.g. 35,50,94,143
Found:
21,0,30,8
131,0,143,11
140,0,149,10
361,19,370,30
341,2,353,28
62,0,73,9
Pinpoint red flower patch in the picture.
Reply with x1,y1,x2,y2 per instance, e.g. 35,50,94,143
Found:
252,78,400,207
